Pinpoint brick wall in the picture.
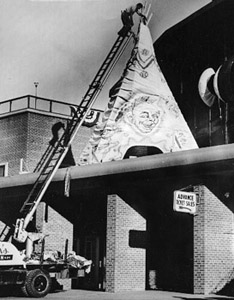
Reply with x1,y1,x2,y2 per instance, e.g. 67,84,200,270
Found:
35,202,73,254
35,202,73,289
0,113,28,176
194,185,234,294
193,185,205,293
106,194,146,292
0,110,94,175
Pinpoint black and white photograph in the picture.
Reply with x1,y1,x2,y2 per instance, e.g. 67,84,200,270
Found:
2,0,234,299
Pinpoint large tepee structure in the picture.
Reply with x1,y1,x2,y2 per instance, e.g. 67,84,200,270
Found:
79,22,198,164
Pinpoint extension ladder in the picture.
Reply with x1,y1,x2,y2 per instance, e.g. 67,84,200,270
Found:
0,31,133,242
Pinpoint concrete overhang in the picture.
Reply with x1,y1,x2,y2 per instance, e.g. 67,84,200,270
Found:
1,143,234,190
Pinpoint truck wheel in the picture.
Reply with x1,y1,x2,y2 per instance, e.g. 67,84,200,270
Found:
25,269,52,298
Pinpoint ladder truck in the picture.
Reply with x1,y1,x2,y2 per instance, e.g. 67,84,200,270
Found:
0,30,134,298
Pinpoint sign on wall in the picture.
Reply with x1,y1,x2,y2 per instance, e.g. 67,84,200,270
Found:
173,190,197,215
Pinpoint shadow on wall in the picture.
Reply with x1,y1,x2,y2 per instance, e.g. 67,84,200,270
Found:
216,278,234,298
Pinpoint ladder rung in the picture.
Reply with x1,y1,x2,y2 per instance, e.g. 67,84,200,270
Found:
40,173,50,177
51,157,59,161
45,162,56,168
44,165,54,170
21,204,31,208
40,170,51,175
39,172,50,177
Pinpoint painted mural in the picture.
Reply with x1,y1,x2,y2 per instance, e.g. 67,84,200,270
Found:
79,22,198,164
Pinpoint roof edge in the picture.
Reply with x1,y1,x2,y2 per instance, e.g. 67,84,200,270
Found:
155,0,226,45
1,143,234,189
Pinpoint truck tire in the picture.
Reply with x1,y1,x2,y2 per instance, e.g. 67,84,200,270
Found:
24,269,52,298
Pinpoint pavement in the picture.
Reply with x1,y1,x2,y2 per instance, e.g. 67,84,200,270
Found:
1,289,234,300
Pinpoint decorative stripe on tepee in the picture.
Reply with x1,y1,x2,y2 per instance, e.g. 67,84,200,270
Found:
79,22,198,164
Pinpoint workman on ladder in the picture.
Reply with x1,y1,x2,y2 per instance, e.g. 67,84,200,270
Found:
49,122,65,147
118,3,147,37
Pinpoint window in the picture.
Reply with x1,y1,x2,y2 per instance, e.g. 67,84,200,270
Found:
0,163,8,177
19,158,29,174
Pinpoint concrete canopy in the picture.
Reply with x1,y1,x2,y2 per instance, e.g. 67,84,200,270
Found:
1,143,234,210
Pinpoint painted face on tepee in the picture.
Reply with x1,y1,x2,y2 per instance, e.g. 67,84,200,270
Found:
131,102,161,133
123,96,162,134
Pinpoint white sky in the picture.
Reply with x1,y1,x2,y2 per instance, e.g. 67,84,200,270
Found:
0,0,210,110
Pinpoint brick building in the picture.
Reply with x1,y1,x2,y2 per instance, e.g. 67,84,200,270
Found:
0,95,99,176
1,0,234,296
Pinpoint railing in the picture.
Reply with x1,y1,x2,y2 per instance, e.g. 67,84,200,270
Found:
0,95,83,117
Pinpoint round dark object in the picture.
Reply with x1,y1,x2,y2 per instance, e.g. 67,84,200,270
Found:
24,269,52,298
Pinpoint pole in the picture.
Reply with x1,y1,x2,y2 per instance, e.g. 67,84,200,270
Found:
34,82,39,108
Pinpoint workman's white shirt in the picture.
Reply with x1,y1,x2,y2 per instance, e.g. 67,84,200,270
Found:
124,4,141,15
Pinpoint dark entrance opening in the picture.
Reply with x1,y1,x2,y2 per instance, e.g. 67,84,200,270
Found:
72,195,106,291
124,146,163,159
146,188,194,293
